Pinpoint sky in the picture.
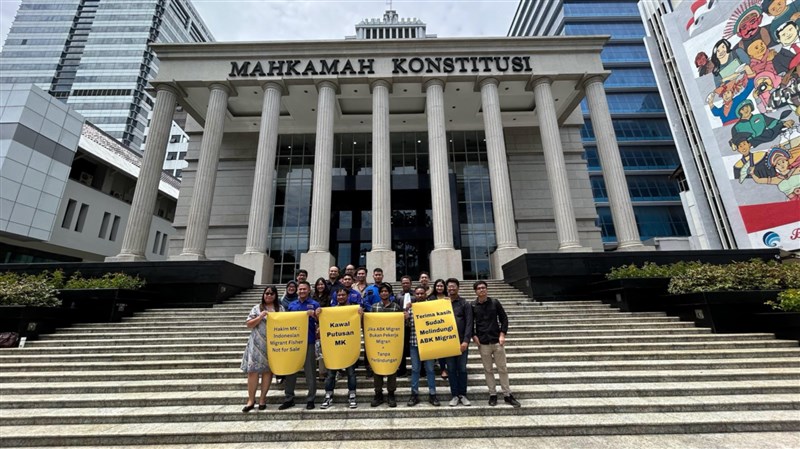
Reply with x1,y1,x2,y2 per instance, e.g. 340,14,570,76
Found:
0,0,521,48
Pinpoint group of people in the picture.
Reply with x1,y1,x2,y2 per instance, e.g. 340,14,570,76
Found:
240,265,521,411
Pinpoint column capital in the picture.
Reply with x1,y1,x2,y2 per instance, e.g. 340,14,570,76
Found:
208,82,235,97
582,74,608,88
315,79,340,94
530,76,553,89
477,77,499,90
152,82,185,98
422,78,446,90
261,81,287,96
369,78,392,93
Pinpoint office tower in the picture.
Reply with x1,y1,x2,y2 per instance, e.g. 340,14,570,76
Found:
0,0,213,153
510,0,692,248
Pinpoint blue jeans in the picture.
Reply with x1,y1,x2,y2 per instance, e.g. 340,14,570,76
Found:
443,348,468,397
324,364,356,394
410,346,436,395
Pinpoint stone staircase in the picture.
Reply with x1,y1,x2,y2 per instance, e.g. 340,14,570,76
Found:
1,280,799,447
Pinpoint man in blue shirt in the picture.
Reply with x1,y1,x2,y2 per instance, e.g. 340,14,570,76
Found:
363,267,387,312
317,287,364,409
280,280,320,410
331,274,364,307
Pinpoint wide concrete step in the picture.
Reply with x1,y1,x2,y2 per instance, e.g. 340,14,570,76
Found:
12,434,800,449
3,368,799,396
2,410,798,446
29,332,767,349
2,340,794,358
124,309,628,319
32,327,714,343
2,395,798,426
5,356,797,376
3,347,800,364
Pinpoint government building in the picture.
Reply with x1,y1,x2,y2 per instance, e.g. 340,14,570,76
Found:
107,9,648,283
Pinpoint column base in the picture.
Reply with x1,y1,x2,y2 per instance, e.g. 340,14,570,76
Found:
489,247,527,280
105,253,147,262
234,252,275,285
300,251,336,282
617,241,649,251
430,248,463,281
169,253,208,261
366,250,397,282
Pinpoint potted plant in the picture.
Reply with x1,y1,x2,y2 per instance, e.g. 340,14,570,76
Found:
0,271,64,343
58,271,151,323
594,261,699,312
754,288,800,341
664,260,796,333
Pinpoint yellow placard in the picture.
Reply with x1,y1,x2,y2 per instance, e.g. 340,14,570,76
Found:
412,299,461,361
318,305,362,370
363,312,405,376
266,311,309,376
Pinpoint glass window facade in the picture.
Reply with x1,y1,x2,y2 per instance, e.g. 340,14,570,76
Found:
267,130,496,283
580,93,665,114
584,146,681,171
563,22,645,38
595,206,690,242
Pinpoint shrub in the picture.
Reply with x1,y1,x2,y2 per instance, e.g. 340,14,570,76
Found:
606,261,703,280
767,289,800,312
0,272,61,307
667,259,793,294
64,272,145,290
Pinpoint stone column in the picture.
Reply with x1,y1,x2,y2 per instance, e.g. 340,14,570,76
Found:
234,82,284,283
300,80,337,280
424,78,463,280
532,77,591,253
173,83,231,261
106,84,178,262
584,76,645,250
366,79,396,282
479,78,527,278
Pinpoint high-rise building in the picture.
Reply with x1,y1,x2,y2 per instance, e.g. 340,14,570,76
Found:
509,0,692,248
0,0,214,153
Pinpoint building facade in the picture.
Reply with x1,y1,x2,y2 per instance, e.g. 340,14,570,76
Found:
0,0,213,153
1,84,177,262
639,0,799,252
509,0,692,248
105,32,649,284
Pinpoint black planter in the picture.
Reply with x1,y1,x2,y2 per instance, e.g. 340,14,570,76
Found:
661,291,780,333
752,312,800,341
58,289,156,323
590,278,671,312
0,305,64,341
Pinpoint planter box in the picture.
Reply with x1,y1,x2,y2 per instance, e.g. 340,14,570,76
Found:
591,278,671,312
752,312,800,342
58,289,156,323
0,306,64,341
660,291,780,333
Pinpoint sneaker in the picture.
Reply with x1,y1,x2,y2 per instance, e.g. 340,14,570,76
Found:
387,393,397,408
459,395,471,406
429,394,441,406
348,394,357,409
504,395,521,408
370,394,384,407
320,394,333,410
448,396,460,407
488,395,497,406
278,399,295,410
306,401,315,410
407,394,419,407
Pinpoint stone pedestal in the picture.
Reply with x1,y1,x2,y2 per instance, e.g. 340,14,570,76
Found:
300,251,336,283
234,252,274,285
489,247,528,280
430,248,463,281
366,250,397,282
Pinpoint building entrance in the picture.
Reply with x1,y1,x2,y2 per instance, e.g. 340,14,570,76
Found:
330,174,435,278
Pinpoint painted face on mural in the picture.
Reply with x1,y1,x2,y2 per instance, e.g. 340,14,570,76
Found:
695,52,709,67
715,42,730,61
774,155,790,172
767,0,788,17
739,103,754,120
778,22,799,46
747,39,769,60
737,12,763,39
736,140,753,156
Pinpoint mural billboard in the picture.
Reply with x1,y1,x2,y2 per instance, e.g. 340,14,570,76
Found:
664,0,800,251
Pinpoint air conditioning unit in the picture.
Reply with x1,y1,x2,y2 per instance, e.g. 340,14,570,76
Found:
78,172,93,186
